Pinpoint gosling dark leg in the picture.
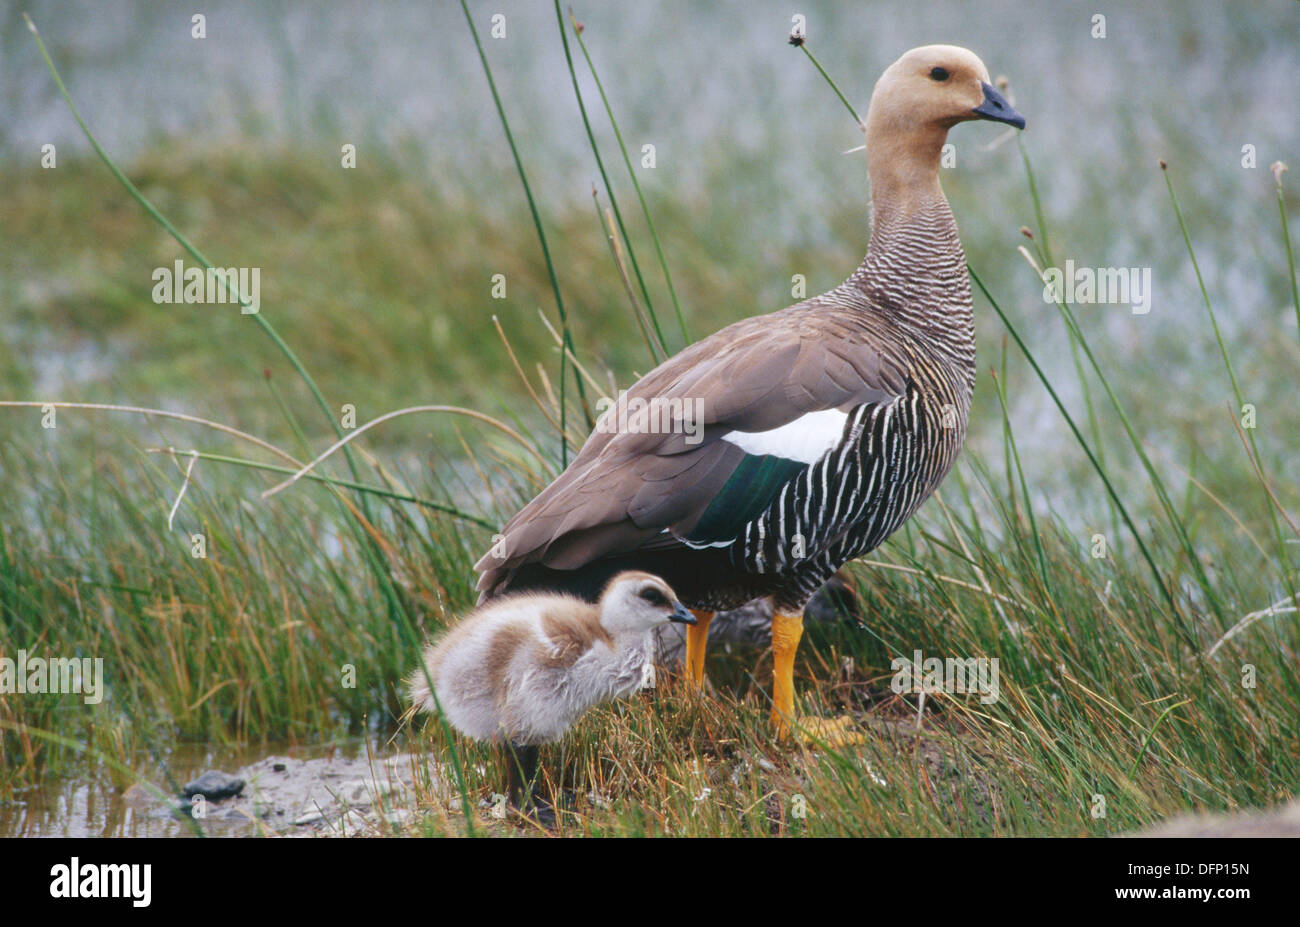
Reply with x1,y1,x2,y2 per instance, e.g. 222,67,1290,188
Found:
504,742,540,809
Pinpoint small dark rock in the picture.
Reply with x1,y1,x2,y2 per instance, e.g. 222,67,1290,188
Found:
181,770,245,801
273,763,287,773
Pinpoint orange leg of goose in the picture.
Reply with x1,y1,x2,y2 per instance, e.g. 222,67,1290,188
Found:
684,610,714,687
770,609,865,745
770,611,804,737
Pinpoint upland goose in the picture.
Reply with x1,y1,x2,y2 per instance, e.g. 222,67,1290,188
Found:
476,45,1025,738
409,572,694,801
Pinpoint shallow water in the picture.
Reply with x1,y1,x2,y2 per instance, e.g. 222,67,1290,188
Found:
0,737,421,838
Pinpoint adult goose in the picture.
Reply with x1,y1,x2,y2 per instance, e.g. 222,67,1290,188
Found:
477,45,1025,738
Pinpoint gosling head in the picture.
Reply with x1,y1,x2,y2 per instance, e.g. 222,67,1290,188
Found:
598,571,695,635
869,45,1025,133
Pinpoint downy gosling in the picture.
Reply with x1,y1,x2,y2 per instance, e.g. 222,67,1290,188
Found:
407,571,695,806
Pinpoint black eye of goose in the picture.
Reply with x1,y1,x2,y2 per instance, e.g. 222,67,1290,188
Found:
639,586,669,607
930,66,950,82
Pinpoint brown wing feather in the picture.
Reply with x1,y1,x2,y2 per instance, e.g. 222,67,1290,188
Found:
475,302,904,598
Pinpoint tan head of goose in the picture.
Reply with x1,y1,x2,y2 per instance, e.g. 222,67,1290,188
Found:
474,45,1024,743
863,45,1024,222
408,572,692,806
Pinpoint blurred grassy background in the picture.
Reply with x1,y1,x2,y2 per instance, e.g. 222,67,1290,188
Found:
4,0,1297,484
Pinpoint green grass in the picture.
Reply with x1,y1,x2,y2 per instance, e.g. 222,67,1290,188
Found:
2,10,1298,836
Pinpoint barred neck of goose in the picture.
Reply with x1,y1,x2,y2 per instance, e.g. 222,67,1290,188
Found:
842,128,977,396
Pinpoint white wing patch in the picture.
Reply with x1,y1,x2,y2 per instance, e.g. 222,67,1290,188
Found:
721,408,849,465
